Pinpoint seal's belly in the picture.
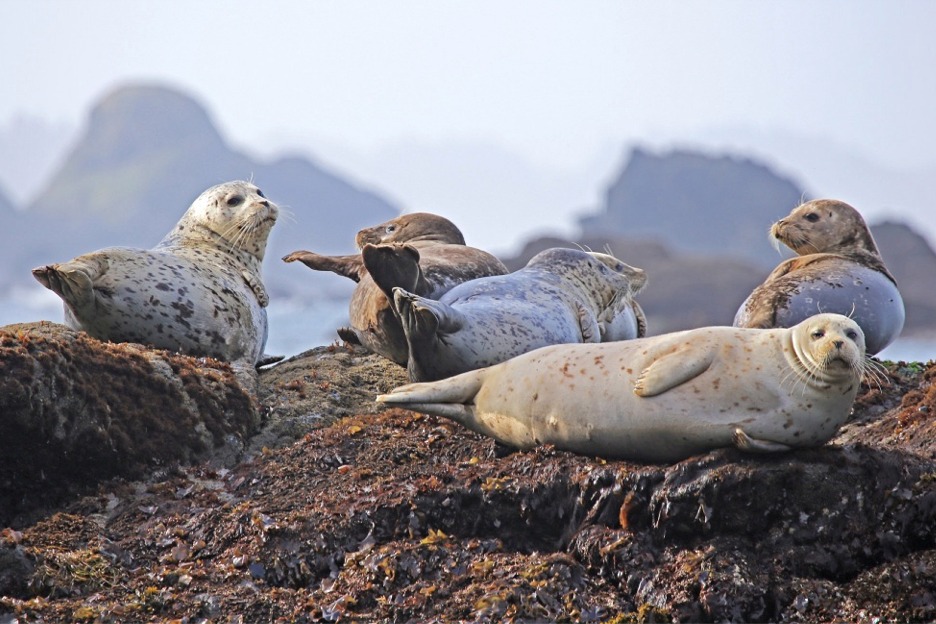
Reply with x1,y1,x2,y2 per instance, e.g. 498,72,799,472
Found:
82,253,266,363
735,264,904,355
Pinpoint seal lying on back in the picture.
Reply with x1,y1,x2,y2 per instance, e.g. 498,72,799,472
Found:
32,181,278,369
379,313,870,463
734,199,904,355
393,248,647,381
283,213,507,364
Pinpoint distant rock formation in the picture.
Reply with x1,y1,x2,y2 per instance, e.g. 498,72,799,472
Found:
873,221,936,335
504,218,936,336
579,147,807,266
14,83,399,294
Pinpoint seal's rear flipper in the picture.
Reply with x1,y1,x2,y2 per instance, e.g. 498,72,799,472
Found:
362,244,428,299
32,264,95,310
337,327,362,345
392,288,465,336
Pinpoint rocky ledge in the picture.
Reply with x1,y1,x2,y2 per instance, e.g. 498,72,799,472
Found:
1,322,935,622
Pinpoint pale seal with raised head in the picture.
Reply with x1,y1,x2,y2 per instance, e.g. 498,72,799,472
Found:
392,247,647,382
379,313,871,463
32,181,278,369
283,212,507,364
734,199,904,355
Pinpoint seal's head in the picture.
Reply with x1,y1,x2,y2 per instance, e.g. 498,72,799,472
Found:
789,313,866,384
587,252,648,296
770,199,879,257
163,181,278,260
356,213,465,248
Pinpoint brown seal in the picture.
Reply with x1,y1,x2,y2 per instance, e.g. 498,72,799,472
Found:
283,213,507,364
734,199,905,355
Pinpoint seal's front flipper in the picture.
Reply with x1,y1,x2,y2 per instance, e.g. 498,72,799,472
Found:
282,250,366,283
576,300,601,343
363,244,427,299
733,428,793,453
634,344,716,397
242,270,270,307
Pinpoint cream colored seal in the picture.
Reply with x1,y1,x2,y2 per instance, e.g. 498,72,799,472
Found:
283,212,507,364
32,181,278,369
734,199,904,355
378,313,871,463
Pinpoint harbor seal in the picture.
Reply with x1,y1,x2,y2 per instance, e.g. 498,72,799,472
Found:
32,181,277,369
392,248,647,382
378,313,869,463
283,212,507,364
733,199,904,355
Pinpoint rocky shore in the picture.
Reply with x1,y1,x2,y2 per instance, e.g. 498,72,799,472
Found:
2,322,936,622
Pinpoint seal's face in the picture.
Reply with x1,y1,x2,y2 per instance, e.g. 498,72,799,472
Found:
791,313,866,382
192,181,278,260
588,252,648,295
356,213,465,248
771,199,876,256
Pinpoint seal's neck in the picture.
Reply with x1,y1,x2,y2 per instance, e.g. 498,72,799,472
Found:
158,222,263,274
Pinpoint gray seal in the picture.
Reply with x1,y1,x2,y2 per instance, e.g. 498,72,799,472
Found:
379,314,871,463
32,181,278,369
734,199,904,354
392,248,647,381
283,212,507,364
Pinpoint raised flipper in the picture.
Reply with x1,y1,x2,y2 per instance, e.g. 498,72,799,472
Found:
733,428,793,453
32,260,100,315
633,344,716,397
282,250,366,283
362,243,429,300
633,301,647,338
393,287,466,337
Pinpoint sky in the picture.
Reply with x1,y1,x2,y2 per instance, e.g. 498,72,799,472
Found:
4,1,936,252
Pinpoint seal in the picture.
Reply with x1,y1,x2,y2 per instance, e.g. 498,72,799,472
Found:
733,199,904,355
283,212,507,364
379,313,870,463
32,181,278,369
392,248,647,382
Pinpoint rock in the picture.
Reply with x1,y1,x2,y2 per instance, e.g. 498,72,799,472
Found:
0,322,259,525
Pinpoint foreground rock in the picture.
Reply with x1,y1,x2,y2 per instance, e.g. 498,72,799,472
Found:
0,322,259,526
1,327,935,621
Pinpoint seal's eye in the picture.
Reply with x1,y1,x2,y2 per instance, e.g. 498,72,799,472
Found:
804,212,820,223
846,329,858,340
385,225,396,234
226,195,244,207
811,329,826,339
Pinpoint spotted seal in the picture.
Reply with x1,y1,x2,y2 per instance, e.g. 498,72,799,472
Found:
392,248,647,381
733,199,904,354
379,313,871,463
32,181,277,369
283,212,507,364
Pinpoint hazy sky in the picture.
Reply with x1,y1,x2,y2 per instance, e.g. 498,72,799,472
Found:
5,1,936,250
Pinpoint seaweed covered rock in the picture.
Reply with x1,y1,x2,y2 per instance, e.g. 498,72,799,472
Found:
0,322,259,525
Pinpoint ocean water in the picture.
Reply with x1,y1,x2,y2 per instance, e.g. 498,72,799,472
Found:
3,286,935,364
